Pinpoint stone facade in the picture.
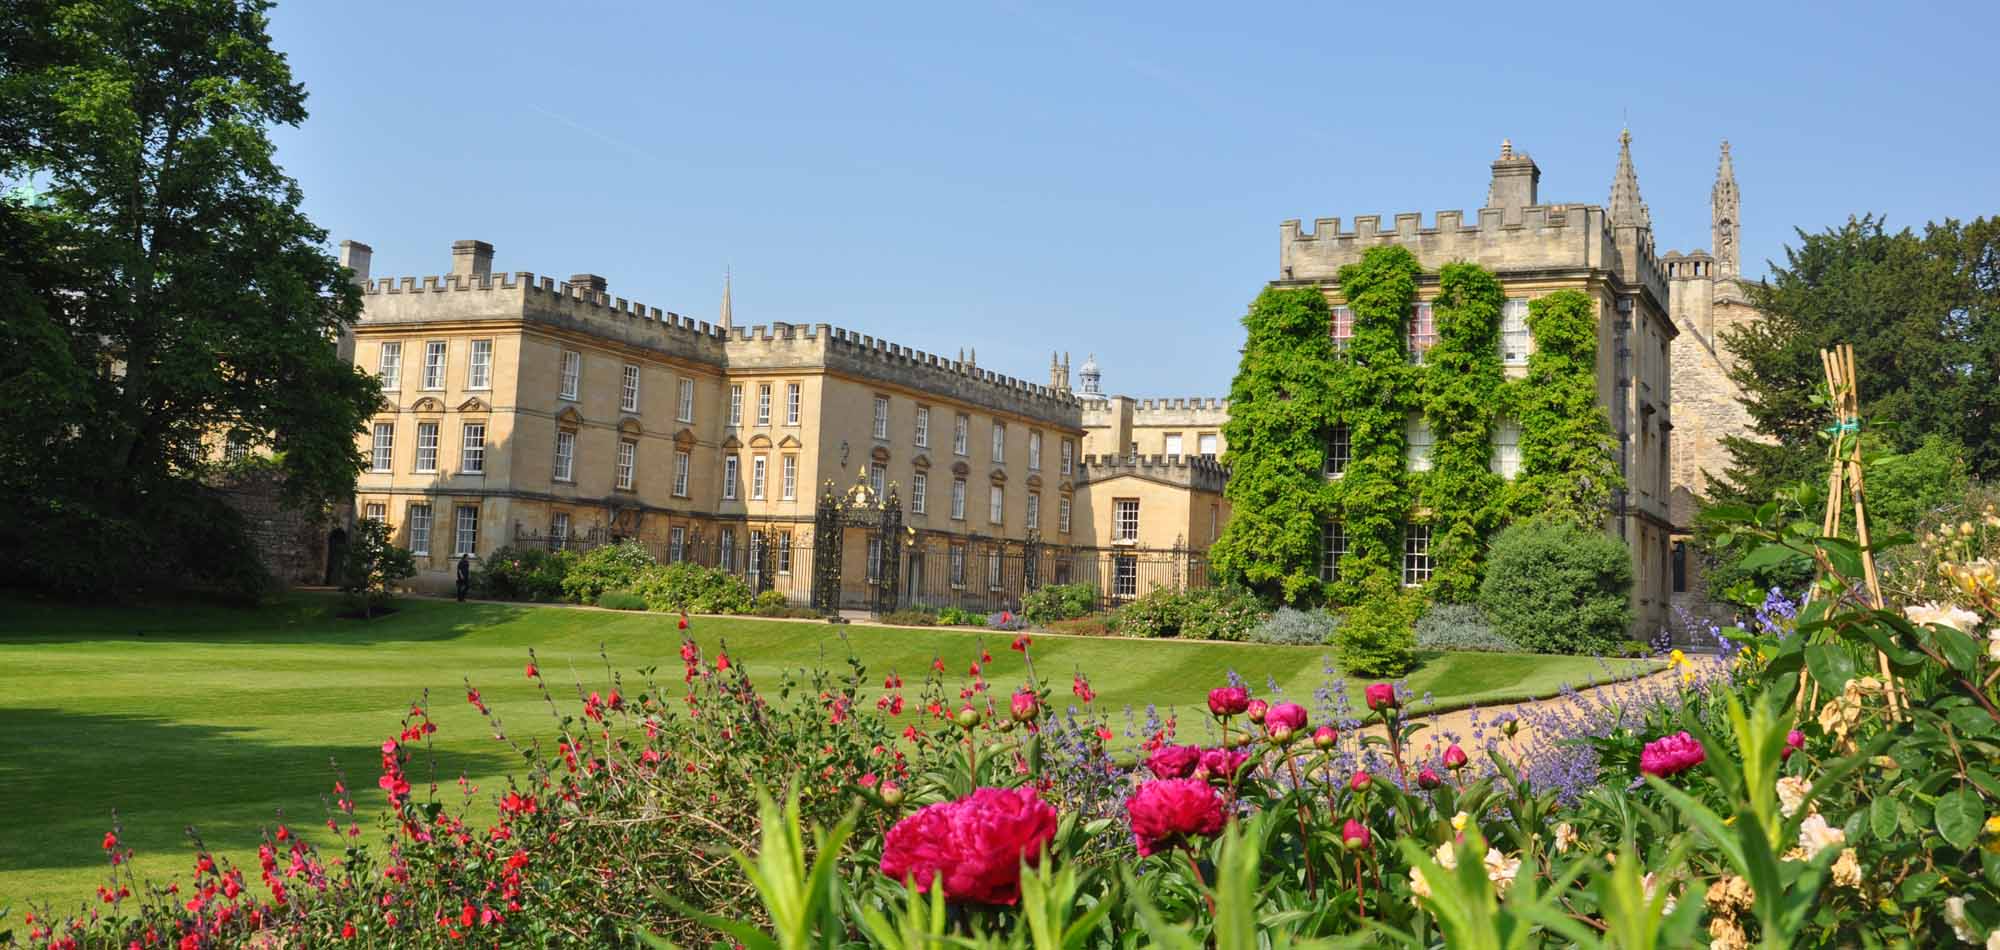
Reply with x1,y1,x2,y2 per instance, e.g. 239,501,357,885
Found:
1271,134,1682,634
214,468,332,587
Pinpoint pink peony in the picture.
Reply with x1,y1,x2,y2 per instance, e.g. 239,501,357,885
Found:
1265,702,1308,736
1639,731,1706,778
1443,744,1469,769
1207,686,1250,717
1350,769,1372,792
1783,729,1806,761
1146,744,1202,780
1196,746,1250,781
1127,778,1227,857
1416,767,1443,789
1365,683,1398,711
1246,699,1269,723
879,787,1058,904
1009,689,1039,723
1341,819,1372,851
1312,724,1338,749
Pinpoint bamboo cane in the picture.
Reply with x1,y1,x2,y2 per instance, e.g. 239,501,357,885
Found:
1836,346,1904,718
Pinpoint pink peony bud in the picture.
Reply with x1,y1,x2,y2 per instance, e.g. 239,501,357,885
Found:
1364,683,1398,711
1341,819,1372,851
1207,686,1250,717
1312,725,1338,749
1246,699,1268,723
1009,689,1039,723
1349,769,1372,792
1443,744,1469,770
1416,767,1443,789
1782,729,1806,761
954,706,983,729
1264,702,1308,736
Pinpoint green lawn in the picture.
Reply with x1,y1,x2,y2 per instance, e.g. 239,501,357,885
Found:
0,592,1641,910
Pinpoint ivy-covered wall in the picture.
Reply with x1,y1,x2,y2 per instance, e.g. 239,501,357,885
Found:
1217,245,1622,615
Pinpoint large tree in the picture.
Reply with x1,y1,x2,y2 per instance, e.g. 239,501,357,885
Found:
0,0,378,595
1716,215,2000,503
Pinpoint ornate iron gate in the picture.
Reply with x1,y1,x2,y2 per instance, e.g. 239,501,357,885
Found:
810,472,903,616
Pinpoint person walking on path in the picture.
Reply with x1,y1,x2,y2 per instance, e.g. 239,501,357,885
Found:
456,554,471,602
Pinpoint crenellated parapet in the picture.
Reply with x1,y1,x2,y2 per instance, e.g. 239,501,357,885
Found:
1280,205,1624,282
1076,452,1228,493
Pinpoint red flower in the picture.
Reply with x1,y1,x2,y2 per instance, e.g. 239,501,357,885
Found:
879,787,1058,904
341,921,357,940
677,613,689,630
932,656,946,673
1126,778,1226,856
1146,744,1202,780
1010,633,1029,651
1341,819,1372,851
1416,767,1443,789
524,662,539,679
1350,769,1372,791
1783,729,1806,760
1071,673,1095,702
1264,701,1308,738
715,653,730,671
101,832,118,851
1640,731,1705,777
1206,686,1250,717
1364,683,1399,711
1196,747,1250,781
1009,689,1039,722
1443,744,1469,769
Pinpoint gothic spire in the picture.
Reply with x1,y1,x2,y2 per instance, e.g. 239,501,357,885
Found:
1608,128,1650,229
1712,140,1740,277
719,266,733,329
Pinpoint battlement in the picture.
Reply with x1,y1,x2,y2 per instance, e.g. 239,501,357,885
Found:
811,325,1083,419
1133,396,1227,413
1279,204,1626,282
1077,452,1228,492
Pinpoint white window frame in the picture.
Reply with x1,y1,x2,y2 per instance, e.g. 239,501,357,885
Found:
407,503,432,556
777,533,792,574
422,341,447,391
950,545,966,588
1320,522,1346,582
986,550,1002,590
756,384,772,426
786,382,801,425
461,422,485,474
723,456,740,500
670,526,686,563
1026,491,1039,529
621,364,641,412
371,423,394,473
551,512,570,551
914,406,930,447
1060,439,1074,475
1113,556,1137,599
363,502,385,523
870,463,886,499
1407,303,1437,366
1199,433,1219,458
414,421,439,473
1493,418,1523,479
729,384,744,427
454,505,479,557
953,414,968,456
988,484,1004,524
677,378,695,423
991,422,1006,462
1501,298,1532,366
749,531,765,577
378,341,402,390
1403,524,1433,587
911,473,927,514
783,454,798,500
1332,306,1354,353
467,339,493,390
1164,433,1184,457
672,449,690,497
1058,495,1072,533
553,430,575,482
1028,431,1042,471
872,395,890,439
559,349,580,400
719,530,735,570
1406,415,1434,472
950,478,966,520
617,439,637,490
751,455,767,500
1325,424,1351,477
1114,498,1140,542
867,537,883,583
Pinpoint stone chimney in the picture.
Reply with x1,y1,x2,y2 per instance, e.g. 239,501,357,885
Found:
451,240,494,280
338,240,372,285
1485,139,1541,221
568,273,608,299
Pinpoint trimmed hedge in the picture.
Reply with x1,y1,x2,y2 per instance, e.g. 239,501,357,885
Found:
1478,519,1633,655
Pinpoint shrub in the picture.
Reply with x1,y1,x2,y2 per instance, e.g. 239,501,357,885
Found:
1336,574,1419,675
752,603,822,619
1109,589,1189,638
339,518,415,619
936,606,987,626
752,589,789,611
1413,602,1519,652
1020,583,1097,625
880,607,940,626
560,541,658,604
629,562,754,615
597,590,647,611
1253,606,1341,645
473,546,574,602
1179,586,1266,642
1479,519,1634,655
1046,615,1113,637
986,611,1026,631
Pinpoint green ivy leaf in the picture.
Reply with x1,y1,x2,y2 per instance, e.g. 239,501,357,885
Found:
1935,787,1984,850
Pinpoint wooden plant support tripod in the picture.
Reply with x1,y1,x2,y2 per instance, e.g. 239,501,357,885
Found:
1799,344,1904,719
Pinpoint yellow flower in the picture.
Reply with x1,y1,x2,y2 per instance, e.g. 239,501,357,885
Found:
1451,811,1470,833
1985,816,2000,836
1668,649,1687,667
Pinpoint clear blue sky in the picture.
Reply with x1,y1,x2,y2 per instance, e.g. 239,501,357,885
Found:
268,1,2000,397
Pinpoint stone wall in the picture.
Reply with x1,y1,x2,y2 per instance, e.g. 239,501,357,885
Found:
213,469,330,587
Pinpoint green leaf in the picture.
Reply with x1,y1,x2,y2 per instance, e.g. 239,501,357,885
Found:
1738,542,1805,573
1936,787,1984,850
1900,871,1942,902
1936,627,1982,674
1871,796,1899,840
1804,644,1857,695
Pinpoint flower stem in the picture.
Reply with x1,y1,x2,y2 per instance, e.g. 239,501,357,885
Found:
1285,754,1320,899
1355,854,1367,922
1183,846,1217,917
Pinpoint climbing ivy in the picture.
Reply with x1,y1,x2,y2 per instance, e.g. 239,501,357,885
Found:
1327,245,1420,604
1502,289,1622,527
1212,287,1339,604
1416,262,1506,602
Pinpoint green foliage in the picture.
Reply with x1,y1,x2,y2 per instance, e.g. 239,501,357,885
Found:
1478,519,1633,654
1327,246,1422,604
1213,286,1341,604
1252,606,1341,645
1109,589,1191,638
879,607,940,626
1716,215,2000,501
559,541,659,604
0,0,382,599
1047,615,1114,637
1865,434,1971,535
596,590,646,611
1021,582,1098,625
630,562,755,615
934,606,987,626
1337,573,1420,675
1504,290,1621,526
1413,602,1518,653
472,546,574,602
339,519,414,619
752,589,789,611
1178,586,1267,642
1418,262,1507,601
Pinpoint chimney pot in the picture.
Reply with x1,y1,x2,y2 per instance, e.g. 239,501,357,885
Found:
339,240,373,284
568,273,607,297
452,240,494,279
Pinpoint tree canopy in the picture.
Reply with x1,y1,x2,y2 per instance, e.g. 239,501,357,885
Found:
0,0,378,595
